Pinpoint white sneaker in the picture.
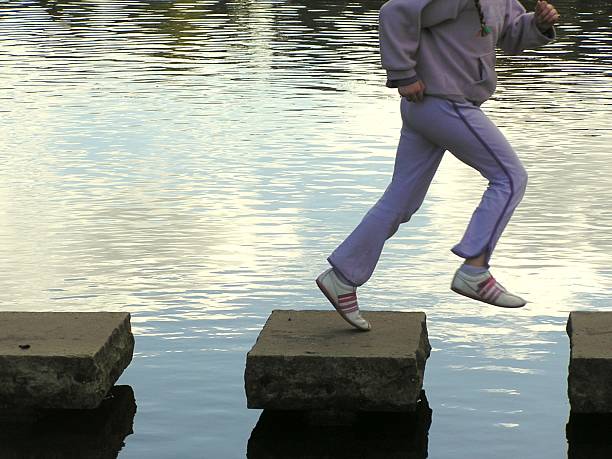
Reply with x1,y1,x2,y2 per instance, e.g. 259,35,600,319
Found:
451,268,527,308
316,268,371,331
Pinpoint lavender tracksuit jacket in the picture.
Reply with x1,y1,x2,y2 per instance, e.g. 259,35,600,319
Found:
379,0,556,105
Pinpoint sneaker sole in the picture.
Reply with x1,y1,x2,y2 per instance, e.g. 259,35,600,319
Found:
451,285,526,309
315,277,371,331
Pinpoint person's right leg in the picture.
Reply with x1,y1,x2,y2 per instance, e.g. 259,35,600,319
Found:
326,97,445,288
317,97,445,330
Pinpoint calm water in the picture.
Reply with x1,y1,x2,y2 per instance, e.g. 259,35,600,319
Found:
0,0,611,457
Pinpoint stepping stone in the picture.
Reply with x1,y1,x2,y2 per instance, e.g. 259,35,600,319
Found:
567,311,612,413
0,312,134,413
245,310,430,414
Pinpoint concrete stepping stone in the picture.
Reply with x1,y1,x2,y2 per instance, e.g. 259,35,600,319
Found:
0,312,134,414
567,311,612,413
245,310,430,414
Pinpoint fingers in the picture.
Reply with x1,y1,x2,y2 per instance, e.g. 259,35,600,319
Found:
406,89,424,102
536,1,560,25
407,82,423,102
417,81,426,101
398,80,426,102
542,6,559,21
535,1,542,14
416,88,424,102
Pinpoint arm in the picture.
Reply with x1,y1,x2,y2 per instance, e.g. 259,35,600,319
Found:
497,0,556,55
379,0,469,87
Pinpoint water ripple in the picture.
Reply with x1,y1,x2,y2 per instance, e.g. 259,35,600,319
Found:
0,0,610,457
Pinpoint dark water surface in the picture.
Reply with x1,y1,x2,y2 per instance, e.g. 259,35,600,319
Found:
0,0,611,457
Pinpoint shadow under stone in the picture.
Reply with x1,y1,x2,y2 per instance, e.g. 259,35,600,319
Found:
0,385,136,459
247,390,432,459
566,411,612,459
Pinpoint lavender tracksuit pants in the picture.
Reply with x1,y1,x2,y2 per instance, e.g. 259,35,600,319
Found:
327,95,528,287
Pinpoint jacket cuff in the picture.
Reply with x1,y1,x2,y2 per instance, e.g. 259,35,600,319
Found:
386,75,420,88
532,13,557,44
386,68,417,80
385,69,419,88
538,25,556,40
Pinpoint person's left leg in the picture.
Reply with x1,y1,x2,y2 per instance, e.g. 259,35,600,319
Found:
447,101,528,307
406,97,528,307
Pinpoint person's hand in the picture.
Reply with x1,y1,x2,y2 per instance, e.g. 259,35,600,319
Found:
398,80,426,102
535,0,560,33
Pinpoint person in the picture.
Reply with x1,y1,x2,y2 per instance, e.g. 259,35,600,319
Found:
316,0,560,331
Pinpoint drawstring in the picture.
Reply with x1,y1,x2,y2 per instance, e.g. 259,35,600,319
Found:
474,0,492,36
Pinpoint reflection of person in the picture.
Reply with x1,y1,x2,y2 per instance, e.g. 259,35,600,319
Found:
317,0,560,331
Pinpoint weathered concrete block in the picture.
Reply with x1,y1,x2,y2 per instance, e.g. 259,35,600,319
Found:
0,312,134,411
245,310,430,412
567,311,612,413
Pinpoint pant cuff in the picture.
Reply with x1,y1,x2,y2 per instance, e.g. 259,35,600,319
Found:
450,245,490,262
326,256,360,287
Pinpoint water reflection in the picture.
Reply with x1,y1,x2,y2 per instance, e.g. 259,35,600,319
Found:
247,391,432,459
17,0,612,75
0,0,610,457
0,385,136,458
566,411,612,459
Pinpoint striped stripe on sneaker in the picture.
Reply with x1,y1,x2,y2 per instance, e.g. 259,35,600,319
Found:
337,292,358,313
451,268,527,308
478,276,499,301
315,267,371,331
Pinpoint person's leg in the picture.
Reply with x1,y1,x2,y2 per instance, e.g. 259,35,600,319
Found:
326,97,445,287
405,96,528,307
452,102,527,267
406,97,528,266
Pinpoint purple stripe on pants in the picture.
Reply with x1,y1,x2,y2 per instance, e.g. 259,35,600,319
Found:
327,95,528,287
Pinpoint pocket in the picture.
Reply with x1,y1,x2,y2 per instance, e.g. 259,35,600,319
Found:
473,51,496,84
